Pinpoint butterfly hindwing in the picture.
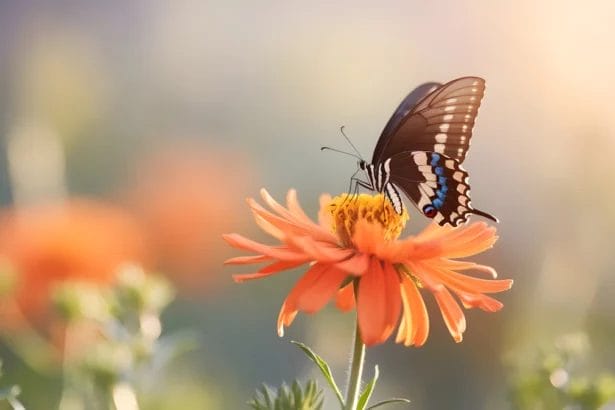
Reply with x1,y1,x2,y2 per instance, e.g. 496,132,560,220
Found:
387,151,494,226
373,77,485,164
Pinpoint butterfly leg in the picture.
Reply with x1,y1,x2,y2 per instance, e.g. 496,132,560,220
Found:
353,178,374,203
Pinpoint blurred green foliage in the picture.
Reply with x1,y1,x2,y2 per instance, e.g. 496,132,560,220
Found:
507,333,615,409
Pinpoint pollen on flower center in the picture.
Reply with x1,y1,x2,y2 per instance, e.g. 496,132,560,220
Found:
327,193,409,246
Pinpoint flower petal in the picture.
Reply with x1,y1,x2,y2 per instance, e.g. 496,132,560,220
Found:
287,235,353,263
224,255,272,265
222,233,306,261
357,259,401,346
335,281,355,311
419,263,513,295
433,287,466,343
277,301,298,337
396,273,429,347
286,189,313,225
232,259,309,283
334,253,369,275
458,293,504,312
295,265,349,313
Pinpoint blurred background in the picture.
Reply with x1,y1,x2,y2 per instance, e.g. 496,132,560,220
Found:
0,1,614,409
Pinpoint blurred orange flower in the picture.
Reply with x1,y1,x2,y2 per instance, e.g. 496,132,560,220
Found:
224,189,513,347
0,199,146,327
125,143,251,295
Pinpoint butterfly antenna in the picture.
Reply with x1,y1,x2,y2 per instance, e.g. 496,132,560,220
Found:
320,146,362,160
340,126,364,160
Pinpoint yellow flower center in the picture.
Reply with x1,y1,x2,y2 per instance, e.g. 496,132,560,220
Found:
327,193,409,246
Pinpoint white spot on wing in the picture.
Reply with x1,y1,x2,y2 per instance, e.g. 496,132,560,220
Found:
420,184,435,197
435,133,447,143
445,159,455,169
443,114,454,121
413,152,427,165
446,98,458,104
434,143,445,153
457,184,467,194
384,158,391,173
462,125,468,132
444,106,456,112
453,171,464,182
439,123,450,132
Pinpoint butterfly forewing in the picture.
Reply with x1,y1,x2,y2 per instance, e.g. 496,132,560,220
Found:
373,77,485,164
373,82,440,164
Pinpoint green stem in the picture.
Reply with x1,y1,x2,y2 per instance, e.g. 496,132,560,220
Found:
344,289,366,410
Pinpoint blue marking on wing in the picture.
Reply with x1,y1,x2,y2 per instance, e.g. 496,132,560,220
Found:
438,176,447,185
436,190,447,200
433,198,444,209
430,154,440,166
440,184,448,194
435,166,444,176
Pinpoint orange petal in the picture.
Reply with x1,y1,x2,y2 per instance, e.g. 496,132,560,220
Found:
458,293,504,312
433,259,498,278
248,199,309,239
396,274,429,347
357,259,401,346
295,265,348,313
224,255,272,265
261,189,336,241
335,281,355,311
277,301,298,337
353,220,386,255
406,261,445,292
222,233,306,261
232,259,309,283
286,189,313,225
285,263,329,310
419,263,513,295
334,253,369,275
287,235,353,263
434,288,466,343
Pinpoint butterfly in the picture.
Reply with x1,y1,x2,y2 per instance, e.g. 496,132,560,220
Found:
348,76,498,227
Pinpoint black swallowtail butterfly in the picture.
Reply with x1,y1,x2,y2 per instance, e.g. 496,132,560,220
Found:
340,76,498,227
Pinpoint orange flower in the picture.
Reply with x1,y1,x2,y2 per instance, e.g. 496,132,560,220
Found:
224,189,513,347
124,143,251,295
0,199,146,326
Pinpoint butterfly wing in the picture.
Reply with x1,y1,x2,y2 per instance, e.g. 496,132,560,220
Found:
388,151,497,226
372,82,440,164
373,77,485,164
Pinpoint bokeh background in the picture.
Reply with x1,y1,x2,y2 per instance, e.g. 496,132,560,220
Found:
0,1,614,409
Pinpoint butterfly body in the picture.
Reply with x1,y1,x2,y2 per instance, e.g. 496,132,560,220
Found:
354,76,497,227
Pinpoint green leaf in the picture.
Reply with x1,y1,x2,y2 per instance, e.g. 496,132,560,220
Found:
367,398,411,409
291,341,345,407
248,380,324,410
357,365,379,410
